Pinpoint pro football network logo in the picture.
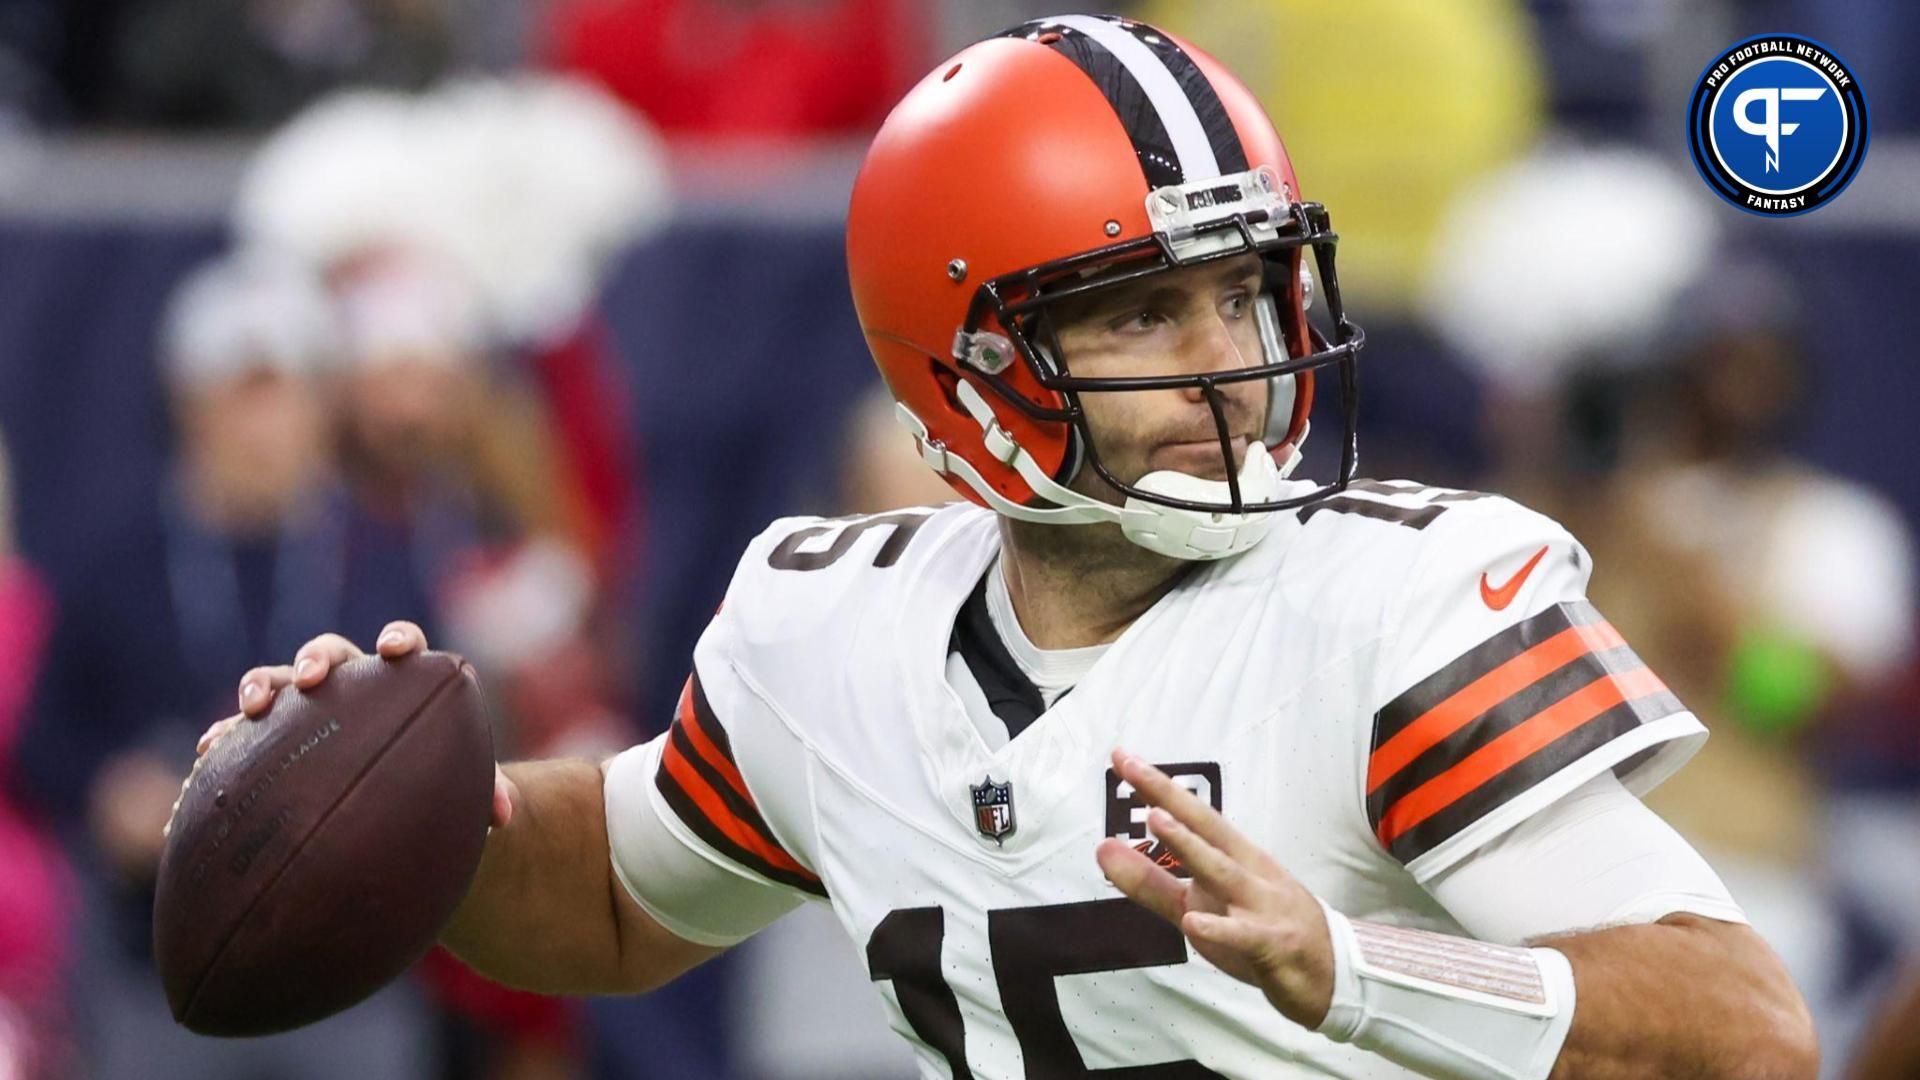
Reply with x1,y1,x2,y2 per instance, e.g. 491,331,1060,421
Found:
1686,34,1869,216
970,775,1015,845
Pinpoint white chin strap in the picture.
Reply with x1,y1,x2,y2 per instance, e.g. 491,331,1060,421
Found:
896,380,1307,562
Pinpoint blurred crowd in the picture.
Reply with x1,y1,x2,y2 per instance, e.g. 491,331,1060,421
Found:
6,243,644,1076
1,0,1918,1078
0,0,1066,135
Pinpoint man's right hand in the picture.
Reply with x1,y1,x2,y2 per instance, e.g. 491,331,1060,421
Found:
191,620,517,830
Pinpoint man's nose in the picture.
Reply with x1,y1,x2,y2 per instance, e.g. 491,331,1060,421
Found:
1178,314,1251,404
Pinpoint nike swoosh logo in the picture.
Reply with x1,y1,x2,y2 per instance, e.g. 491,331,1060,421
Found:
1480,545,1550,611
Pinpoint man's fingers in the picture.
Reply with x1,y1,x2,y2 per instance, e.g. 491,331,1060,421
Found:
1147,808,1259,904
196,715,241,755
375,621,427,658
1182,910,1271,956
490,767,517,831
1113,749,1268,868
292,633,366,688
1096,837,1189,924
237,664,296,717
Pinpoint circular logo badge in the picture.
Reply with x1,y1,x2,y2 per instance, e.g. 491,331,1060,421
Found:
1687,34,1869,216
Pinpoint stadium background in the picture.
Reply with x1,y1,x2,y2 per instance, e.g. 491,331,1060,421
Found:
0,0,1915,1077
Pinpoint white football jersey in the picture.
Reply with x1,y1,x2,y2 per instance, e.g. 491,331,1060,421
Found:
606,482,1707,1078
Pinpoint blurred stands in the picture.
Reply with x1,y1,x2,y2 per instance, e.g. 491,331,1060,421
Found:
0,1,1917,1078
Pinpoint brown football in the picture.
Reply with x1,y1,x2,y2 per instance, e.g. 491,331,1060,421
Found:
154,651,495,1036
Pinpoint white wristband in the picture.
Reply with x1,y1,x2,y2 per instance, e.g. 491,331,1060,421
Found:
1317,902,1576,1080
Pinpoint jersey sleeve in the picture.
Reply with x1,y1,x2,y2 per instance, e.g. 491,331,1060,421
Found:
1425,772,1746,945
1365,497,1707,882
604,600,828,945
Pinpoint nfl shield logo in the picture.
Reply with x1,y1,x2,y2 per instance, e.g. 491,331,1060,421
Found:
970,775,1016,844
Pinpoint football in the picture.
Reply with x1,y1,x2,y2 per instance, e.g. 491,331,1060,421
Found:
153,651,495,1037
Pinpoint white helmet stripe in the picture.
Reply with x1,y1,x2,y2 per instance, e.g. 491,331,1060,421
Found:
1049,15,1222,181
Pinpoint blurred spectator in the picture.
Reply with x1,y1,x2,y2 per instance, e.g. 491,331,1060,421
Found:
232,78,663,577
0,429,72,1078
1578,258,1916,1037
233,84,663,1069
1849,959,1920,1079
544,0,926,137
329,249,618,1077
328,249,624,749
17,250,437,1077
105,0,458,130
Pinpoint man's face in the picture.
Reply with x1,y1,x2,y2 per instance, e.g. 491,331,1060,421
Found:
180,367,329,506
1045,254,1272,500
344,350,474,469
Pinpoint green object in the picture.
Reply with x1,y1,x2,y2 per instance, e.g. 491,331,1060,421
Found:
1722,626,1831,737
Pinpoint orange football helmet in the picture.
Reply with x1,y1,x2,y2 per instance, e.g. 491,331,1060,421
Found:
846,14,1363,559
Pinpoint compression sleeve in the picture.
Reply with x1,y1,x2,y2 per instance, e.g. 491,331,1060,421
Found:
1425,771,1747,946
603,735,805,947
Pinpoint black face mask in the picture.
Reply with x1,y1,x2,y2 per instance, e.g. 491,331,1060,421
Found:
954,196,1364,516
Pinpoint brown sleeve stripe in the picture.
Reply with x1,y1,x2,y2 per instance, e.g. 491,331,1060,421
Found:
1368,602,1687,864
1373,602,1607,749
676,675,749,804
1368,614,1626,793
1377,682,1684,864
654,674,827,897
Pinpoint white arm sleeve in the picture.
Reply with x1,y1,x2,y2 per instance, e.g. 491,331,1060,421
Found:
603,736,804,948
1426,771,1748,946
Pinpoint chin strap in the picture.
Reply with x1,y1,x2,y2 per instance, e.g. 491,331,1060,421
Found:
896,381,1307,562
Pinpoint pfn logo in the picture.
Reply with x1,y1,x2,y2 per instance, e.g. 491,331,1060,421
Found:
1687,34,1868,217
1732,86,1828,173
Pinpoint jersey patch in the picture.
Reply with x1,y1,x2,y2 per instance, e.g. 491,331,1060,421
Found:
1106,762,1221,878
655,672,828,897
1367,602,1684,864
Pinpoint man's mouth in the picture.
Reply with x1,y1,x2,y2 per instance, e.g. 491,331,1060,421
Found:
1149,434,1250,476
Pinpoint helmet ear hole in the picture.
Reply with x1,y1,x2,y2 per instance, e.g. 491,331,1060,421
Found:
930,358,963,408
1056,422,1085,484
1263,374,1297,446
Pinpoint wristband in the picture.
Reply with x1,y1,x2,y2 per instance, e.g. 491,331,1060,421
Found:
1317,901,1575,1080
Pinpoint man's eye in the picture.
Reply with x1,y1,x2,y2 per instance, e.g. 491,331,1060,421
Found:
1112,310,1164,333
1222,292,1251,318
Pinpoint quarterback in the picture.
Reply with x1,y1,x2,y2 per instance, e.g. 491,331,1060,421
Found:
201,14,1815,1079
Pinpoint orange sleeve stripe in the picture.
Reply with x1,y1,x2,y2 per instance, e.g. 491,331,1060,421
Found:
674,677,754,806
1375,663,1670,847
1367,620,1627,794
660,734,819,881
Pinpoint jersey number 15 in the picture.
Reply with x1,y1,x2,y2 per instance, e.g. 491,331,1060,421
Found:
868,898,1226,1077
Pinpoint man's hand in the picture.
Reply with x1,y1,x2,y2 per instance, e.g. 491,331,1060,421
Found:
184,620,714,996
1095,749,1335,1030
190,620,516,829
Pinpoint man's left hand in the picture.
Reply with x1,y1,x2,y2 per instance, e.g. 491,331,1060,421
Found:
1096,749,1336,1030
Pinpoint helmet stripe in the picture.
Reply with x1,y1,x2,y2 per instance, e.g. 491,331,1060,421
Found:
1049,15,1220,180
998,15,1249,188
1110,18,1251,177
999,17,1185,189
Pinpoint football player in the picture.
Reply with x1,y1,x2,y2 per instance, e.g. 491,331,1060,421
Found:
200,15,1815,1079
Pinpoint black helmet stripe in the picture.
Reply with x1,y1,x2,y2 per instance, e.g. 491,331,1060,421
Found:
1109,17,1250,177
997,15,1249,189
